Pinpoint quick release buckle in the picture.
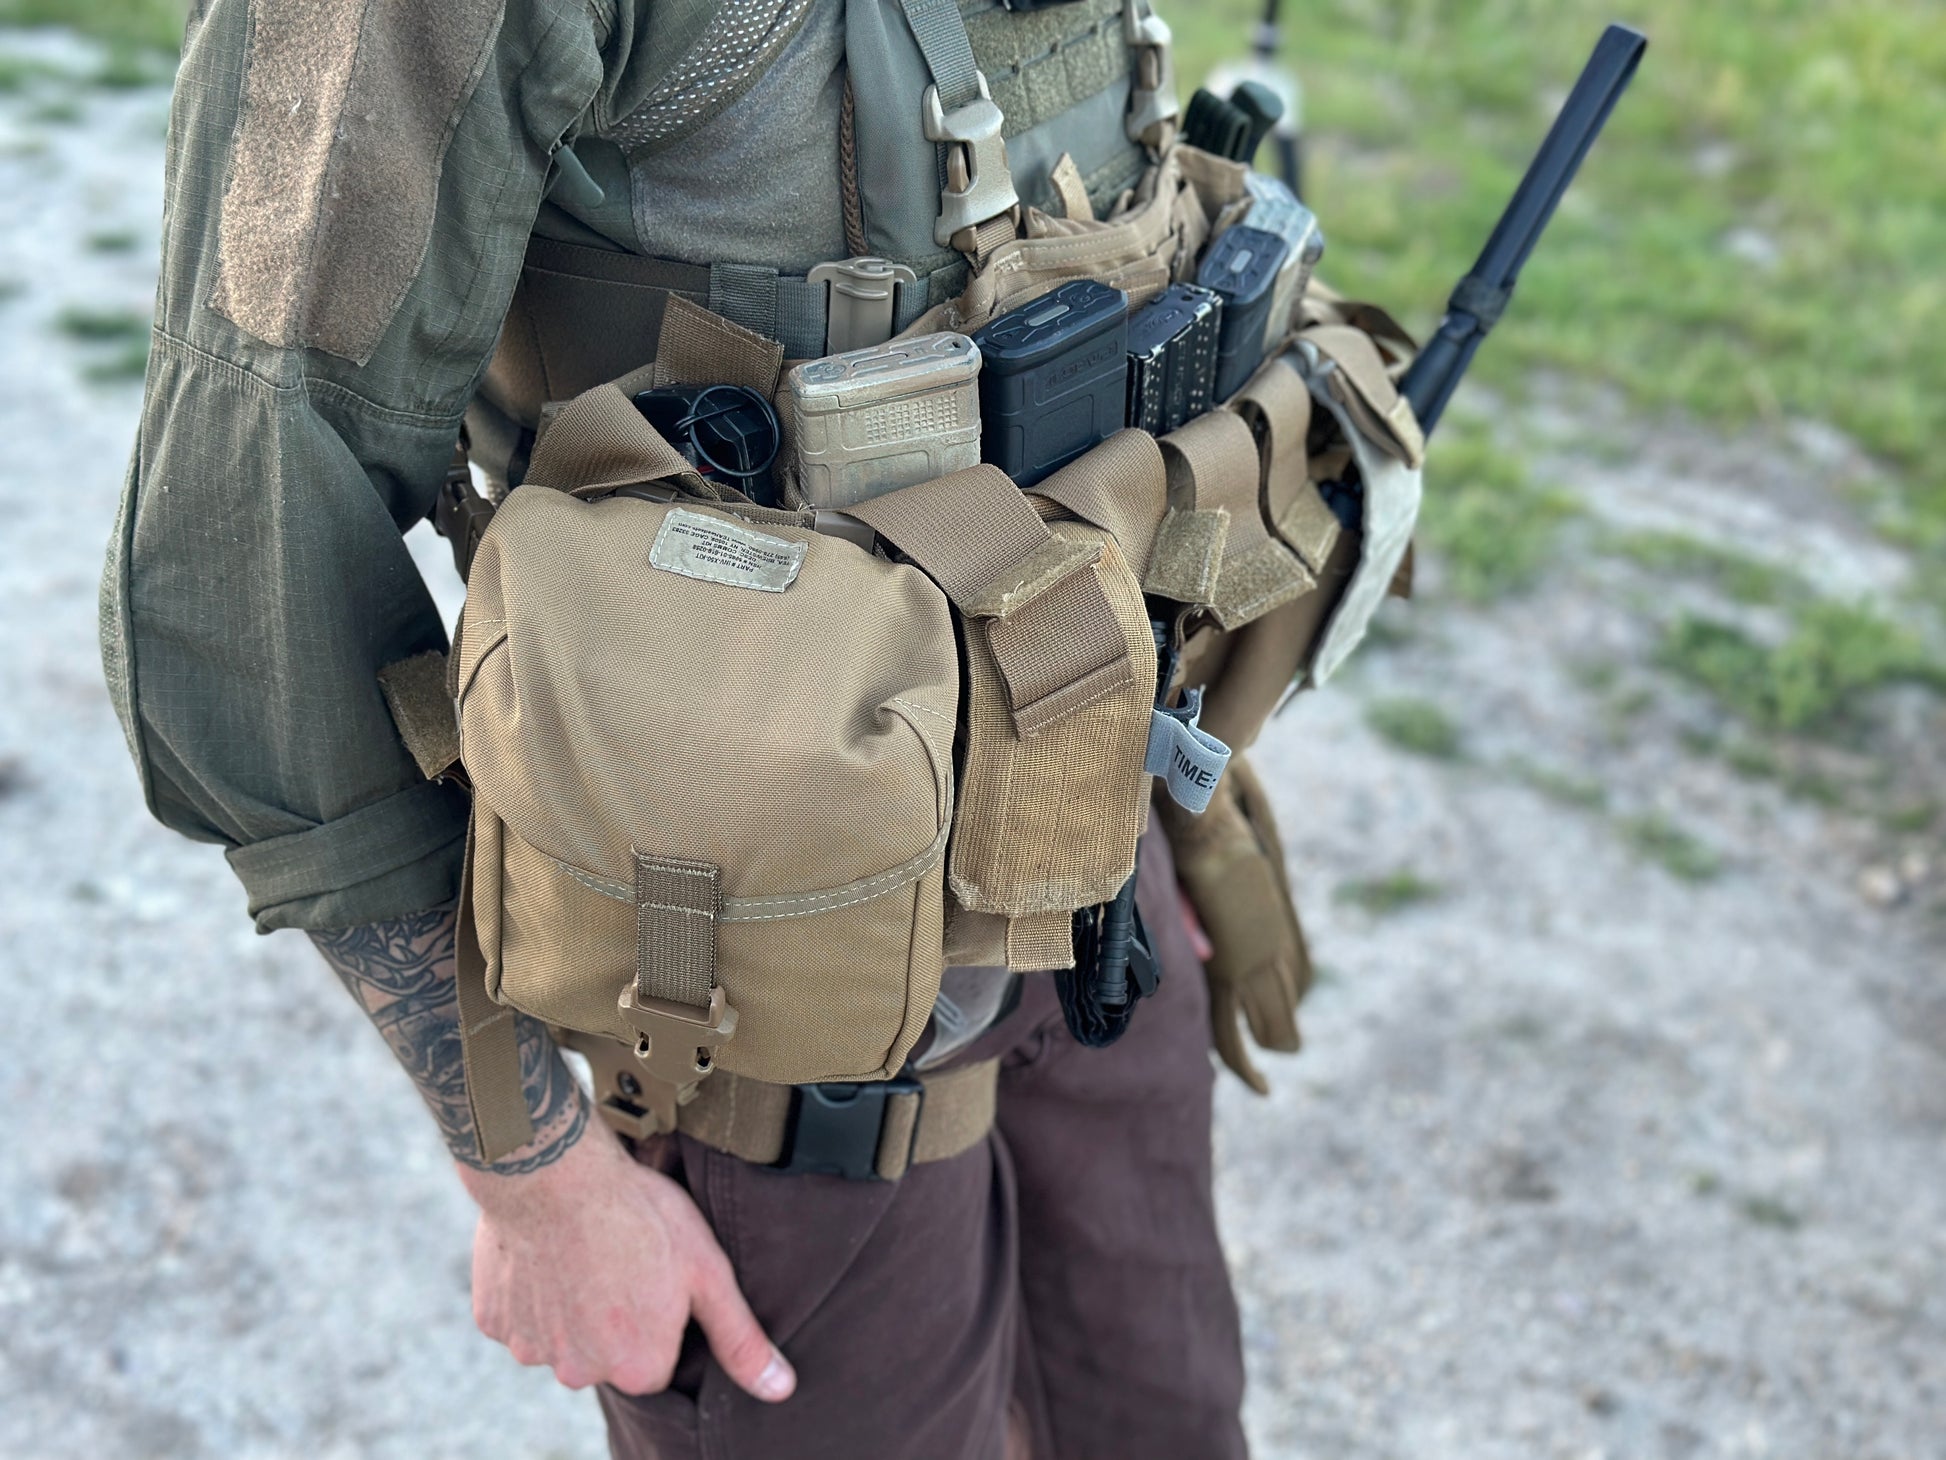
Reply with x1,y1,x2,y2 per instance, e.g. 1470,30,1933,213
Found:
808,256,920,354
1124,0,1180,150
772,1077,924,1182
921,71,1019,250
616,983,739,1089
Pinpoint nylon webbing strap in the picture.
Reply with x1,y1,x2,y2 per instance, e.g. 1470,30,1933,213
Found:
1156,410,1313,628
674,1059,1001,1179
633,854,720,1010
1231,355,1313,539
899,0,982,109
523,383,701,498
1300,324,1427,469
1241,357,1334,567
706,264,829,361
1026,429,1167,582
845,466,1046,602
847,467,1137,737
654,296,787,395
455,830,537,1164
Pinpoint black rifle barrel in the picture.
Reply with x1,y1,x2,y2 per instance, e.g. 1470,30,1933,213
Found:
1399,23,1648,438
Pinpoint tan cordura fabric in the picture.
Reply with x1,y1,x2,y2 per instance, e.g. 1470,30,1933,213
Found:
454,389,960,1160
905,143,1252,338
843,457,1162,967
566,1031,998,1180
210,0,505,364
1157,753,1310,1094
1149,408,1313,629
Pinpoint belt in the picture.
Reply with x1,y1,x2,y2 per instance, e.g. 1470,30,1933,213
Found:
563,1031,998,1183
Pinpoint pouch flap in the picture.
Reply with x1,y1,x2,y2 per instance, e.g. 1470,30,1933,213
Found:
1026,428,1168,581
1299,325,1426,470
1292,341,1424,686
458,487,959,908
1154,409,1313,628
522,381,708,499
962,536,1103,620
848,466,1140,738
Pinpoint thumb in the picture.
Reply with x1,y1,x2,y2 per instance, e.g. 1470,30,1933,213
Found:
691,1250,795,1403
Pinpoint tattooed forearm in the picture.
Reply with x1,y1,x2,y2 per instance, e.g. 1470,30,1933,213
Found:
309,909,587,1174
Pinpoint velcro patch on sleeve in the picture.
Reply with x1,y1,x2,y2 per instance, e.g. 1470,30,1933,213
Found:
208,0,506,364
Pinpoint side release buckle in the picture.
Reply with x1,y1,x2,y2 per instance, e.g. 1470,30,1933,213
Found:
617,983,739,1090
921,71,1019,251
1124,0,1180,150
772,1077,924,1181
431,438,495,580
808,256,920,354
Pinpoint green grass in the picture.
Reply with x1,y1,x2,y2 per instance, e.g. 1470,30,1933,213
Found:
1619,812,1723,882
1366,696,1464,759
1660,601,1936,731
1337,870,1445,915
54,305,148,343
1177,1,1946,559
1883,801,1938,835
1507,757,1609,811
1414,418,1578,600
1605,530,1792,606
0,0,183,52
82,338,150,383
1739,1195,1805,1232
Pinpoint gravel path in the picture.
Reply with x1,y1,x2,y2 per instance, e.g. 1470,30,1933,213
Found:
2,37,1939,1460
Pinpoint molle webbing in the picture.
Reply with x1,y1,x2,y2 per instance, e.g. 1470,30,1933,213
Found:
680,1058,999,1178
480,236,943,435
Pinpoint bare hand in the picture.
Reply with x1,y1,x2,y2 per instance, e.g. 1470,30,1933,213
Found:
458,1125,795,1400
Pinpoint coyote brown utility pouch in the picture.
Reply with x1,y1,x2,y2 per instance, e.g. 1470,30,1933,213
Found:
840,439,1165,973
452,387,959,1162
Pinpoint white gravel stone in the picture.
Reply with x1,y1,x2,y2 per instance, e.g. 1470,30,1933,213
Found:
3,32,1942,1460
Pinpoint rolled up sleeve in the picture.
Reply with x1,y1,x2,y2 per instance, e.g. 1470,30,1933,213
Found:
98,0,604,931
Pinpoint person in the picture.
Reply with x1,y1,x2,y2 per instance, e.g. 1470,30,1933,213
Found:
101,2,1307,1455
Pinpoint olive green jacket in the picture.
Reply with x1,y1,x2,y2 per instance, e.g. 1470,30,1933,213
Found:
101,0,1149,933
98,0,716,932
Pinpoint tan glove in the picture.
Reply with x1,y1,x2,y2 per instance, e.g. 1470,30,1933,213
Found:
1158,752,1312,1093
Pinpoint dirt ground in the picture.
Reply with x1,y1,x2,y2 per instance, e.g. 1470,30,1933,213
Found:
2,34,1940,1460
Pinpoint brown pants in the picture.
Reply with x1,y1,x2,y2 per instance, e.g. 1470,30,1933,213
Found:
600,830,1248,1460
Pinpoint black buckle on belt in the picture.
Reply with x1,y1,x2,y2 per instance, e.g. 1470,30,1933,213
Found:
772,1077,923,1182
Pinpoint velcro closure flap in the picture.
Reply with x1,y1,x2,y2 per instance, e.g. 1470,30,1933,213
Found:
1302,324,1427,470
378,650,461,782
1156,410,1313,628
1144,506,1230,603
849,467,1139,738
962,536,1103,620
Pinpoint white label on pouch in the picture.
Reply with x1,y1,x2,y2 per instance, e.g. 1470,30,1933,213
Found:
649,508,807,593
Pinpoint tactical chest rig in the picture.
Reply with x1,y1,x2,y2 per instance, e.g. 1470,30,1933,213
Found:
411,0,1426,1174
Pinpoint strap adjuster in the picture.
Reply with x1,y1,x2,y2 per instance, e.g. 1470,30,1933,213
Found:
808,256,920,354
617,984,739,1089
772,1077,924,1181
1124,0,1179,150
431,438,495,580
922,72,1019,250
